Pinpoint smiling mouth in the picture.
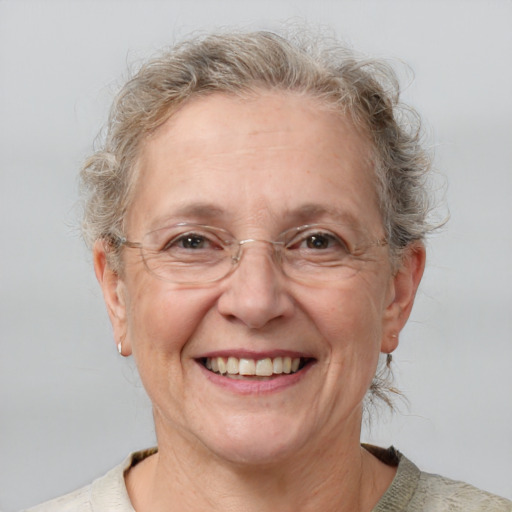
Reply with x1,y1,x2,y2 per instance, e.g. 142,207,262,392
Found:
201,356,312,379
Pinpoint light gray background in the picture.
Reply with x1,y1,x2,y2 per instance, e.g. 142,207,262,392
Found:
1,1,511,510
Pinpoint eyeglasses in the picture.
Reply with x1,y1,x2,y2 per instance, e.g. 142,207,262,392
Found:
115,223,387,286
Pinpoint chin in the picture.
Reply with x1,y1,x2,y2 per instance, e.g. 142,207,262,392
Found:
195,413,312,466
208,436,304,467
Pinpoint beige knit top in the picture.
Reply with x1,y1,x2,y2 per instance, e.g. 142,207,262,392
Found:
25,447,511,511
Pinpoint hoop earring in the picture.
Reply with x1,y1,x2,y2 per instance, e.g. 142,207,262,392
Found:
117,342,123,355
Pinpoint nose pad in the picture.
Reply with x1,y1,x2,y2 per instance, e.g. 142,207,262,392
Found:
232,240,284,291
218,240,293,329
233,239,283,268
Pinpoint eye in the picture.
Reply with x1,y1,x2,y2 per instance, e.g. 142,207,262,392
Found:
304,233,336,250
293,230,349,253
163,231,220,252
176,234,209,249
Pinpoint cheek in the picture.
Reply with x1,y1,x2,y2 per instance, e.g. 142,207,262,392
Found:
301,277,388,367
124,279,217,360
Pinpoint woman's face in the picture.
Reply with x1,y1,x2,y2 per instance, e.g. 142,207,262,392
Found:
96,91,423,464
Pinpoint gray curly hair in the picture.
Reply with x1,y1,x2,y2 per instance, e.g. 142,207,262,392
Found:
81,30,435,265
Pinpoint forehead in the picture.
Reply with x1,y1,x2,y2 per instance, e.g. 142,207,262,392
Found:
129,91,380,233
145,90,368,159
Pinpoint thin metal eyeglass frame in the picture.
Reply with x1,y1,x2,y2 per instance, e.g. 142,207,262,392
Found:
115,223,388,285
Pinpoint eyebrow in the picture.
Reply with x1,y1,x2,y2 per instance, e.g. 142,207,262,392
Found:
148,202,227,230
282,204,363,229
147,202,364,231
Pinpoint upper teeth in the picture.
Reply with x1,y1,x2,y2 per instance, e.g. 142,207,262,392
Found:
205,356,301,376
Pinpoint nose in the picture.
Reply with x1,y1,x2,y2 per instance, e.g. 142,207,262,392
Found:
217,241,294,329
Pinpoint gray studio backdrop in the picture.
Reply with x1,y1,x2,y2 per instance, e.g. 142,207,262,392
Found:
1,1,511,510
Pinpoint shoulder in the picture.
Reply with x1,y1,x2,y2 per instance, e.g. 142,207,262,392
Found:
370,446,511,512
414,471,512,512
23,449,157,512
23,483,93,512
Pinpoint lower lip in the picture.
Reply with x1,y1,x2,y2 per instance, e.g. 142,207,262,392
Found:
196,361,314,395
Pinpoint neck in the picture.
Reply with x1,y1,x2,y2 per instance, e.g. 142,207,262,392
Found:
126,411,395,512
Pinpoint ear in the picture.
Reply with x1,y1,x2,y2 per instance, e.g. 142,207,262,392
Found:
93,240,132,356
381,243,426,354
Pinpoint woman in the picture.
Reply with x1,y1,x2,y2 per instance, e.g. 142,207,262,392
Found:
27,30,511,511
